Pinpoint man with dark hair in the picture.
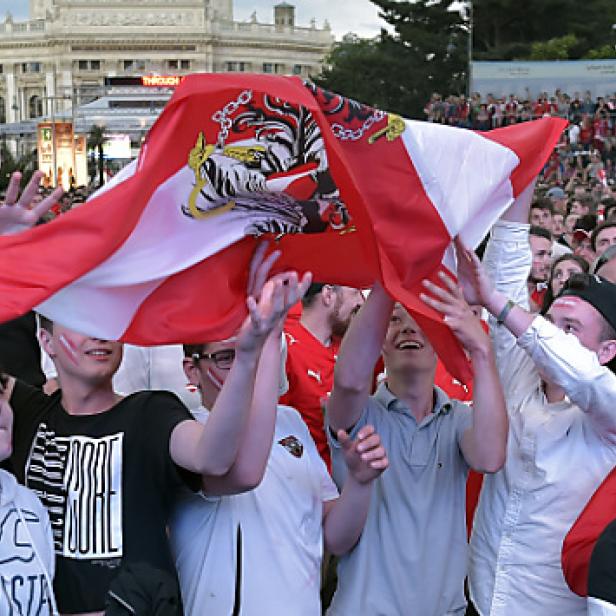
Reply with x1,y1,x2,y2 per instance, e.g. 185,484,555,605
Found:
528,225,553,309
463,180,616,616
572,214,599,264
591,221,616,257
0,170,303,616
280,282,364,468
570,195,595,218
603,199,616,223
170,298,387,614
529,198,554,231
530,200,571,260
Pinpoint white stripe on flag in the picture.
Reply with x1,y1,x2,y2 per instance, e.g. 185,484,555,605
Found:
36,163,317,339
401,120,519,249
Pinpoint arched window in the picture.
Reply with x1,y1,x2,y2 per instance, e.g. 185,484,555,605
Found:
29,95,43,119
0,97,5,124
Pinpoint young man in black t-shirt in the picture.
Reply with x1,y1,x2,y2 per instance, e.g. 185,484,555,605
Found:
0,171,310,615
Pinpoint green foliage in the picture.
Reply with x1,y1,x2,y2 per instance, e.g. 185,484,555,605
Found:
585,44,616,59
315,0,616,118
473,0,616,60
0,144,37,191
315,1,469,119
529,34,579,60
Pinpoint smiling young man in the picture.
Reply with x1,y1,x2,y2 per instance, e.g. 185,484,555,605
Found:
1,260,301,615
0,172,304,616
461,180,616,616
324,272,508,615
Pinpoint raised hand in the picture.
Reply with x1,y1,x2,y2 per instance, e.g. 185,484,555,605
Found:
420,270,490,356
339,425,388,485
236,242,312,354
0,171,63,235
453,237,495,308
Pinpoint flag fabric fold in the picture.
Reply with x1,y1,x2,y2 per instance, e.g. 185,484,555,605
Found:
0,74,566,381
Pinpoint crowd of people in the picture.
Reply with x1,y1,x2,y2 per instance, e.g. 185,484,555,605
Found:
1,101,616,616
425,90,616,184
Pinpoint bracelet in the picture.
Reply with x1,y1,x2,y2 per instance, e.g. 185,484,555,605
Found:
496,299,515,325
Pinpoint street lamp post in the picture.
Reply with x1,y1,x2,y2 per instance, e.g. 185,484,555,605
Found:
467,1,473,98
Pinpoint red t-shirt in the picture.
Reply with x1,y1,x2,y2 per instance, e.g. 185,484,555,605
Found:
531,287,547,310
280,319,339,469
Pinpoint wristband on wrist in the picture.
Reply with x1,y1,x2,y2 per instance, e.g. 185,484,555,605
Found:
496,299,515,325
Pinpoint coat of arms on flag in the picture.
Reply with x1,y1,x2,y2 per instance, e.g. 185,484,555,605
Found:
0,73,566,381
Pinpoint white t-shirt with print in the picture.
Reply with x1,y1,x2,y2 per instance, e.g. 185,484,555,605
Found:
170,404,338,616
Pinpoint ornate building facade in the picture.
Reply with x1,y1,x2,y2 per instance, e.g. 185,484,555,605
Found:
0,0,333,125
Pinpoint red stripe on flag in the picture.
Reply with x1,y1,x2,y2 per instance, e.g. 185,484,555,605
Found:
481,117,568,196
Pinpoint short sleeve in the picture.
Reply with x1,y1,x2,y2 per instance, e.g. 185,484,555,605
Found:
302,415,338,502
139,391,201,493
452,401,473,446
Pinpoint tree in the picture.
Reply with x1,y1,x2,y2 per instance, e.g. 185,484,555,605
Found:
316,1,469,119
529,35,579,61
473,0,616,60
0,143,37,191
87,124,107,187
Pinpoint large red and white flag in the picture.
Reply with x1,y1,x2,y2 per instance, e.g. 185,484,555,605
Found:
0,74,565,381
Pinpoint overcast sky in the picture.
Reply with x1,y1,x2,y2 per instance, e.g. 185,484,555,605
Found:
0,0,384,39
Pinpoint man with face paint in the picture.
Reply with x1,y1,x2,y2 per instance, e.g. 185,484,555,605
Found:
0,172,310,616
462,179,616,616
169,285,387,615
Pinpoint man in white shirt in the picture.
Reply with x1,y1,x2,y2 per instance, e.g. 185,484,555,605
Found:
459,180,616,616
169,273,388,616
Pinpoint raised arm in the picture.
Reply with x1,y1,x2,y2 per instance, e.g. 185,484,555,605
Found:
0,171,62,393
202,271,311,495
456,240,616,442
327,282,393,432
420,272,507,473
170,245,308,478
457,179,541,399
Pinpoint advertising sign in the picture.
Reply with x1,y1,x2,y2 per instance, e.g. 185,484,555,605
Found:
37,121,76,190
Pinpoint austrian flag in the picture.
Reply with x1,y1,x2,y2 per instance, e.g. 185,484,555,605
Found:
0,74,565,381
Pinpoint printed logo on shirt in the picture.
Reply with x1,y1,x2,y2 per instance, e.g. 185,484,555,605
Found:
284,332,298,346
0,508,54,614
307,369,322,384
25,424,123,560
278,436,304,458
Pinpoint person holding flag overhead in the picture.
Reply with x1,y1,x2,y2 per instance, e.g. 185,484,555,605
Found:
0,171,314,615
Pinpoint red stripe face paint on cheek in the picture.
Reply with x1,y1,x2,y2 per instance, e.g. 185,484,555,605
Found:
58,334,80,366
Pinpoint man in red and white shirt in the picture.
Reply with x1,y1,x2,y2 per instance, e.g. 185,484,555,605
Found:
280,283,364,469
